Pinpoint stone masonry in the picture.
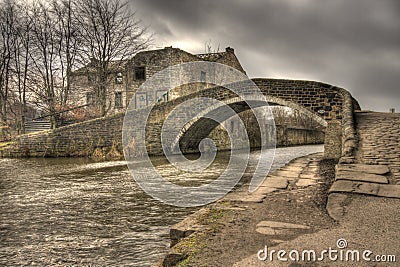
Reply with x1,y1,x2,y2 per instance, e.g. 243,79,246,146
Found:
355,111,400,181
1,78,359,159
70,47,245,116
326,111,400,221
142,78,358,157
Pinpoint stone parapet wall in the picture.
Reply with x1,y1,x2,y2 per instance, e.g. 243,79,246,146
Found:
1,114,324,158
1,113,124,159
252,78,345,121
337,88,358,158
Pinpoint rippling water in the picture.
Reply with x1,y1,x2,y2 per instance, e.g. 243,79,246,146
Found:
0,145,323,266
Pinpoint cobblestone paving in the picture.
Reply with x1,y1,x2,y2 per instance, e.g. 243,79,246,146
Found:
355,111,400,182
221,153,323,203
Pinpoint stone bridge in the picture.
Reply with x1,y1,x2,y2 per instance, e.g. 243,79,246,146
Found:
124,78,360,158
1,78,360,159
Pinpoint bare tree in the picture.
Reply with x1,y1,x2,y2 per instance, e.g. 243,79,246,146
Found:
271,106,290,126
271,106,323,130
77,0,150,116
0,0,151,136
291,109,323,130
0,0,17,128
12,1,34,134
26,1,83,129
52,0,82,124
204,39,220,54
0,0,35,136
28,2,61,128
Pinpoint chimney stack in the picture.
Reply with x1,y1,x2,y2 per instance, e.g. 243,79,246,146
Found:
225,47,234,53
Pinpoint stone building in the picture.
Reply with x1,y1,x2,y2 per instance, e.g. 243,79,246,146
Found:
69,46,245,116
68,59,128,120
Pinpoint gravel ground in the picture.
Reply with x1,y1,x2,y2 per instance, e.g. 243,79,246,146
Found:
235,194,400,267
167,157,340,266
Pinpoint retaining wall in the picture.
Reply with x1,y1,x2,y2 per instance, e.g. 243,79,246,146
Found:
0,113,323,159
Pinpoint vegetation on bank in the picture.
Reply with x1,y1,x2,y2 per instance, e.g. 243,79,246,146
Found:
0,141,14,147
168,207,232,267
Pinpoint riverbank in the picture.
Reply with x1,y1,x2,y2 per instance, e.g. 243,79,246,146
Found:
161,148,400,267
0,145,324,266
160,153,338,266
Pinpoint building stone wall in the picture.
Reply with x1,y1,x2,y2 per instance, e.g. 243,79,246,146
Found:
2,113,125,158
125,47,245,109
69,60,128,115
124,47,199,107
69,47,245,116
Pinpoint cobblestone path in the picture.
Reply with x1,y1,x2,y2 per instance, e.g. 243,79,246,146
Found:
355,111,400,183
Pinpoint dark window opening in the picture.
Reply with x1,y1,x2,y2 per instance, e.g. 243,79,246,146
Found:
88,74,95,83
86,92,95,106
200,71,206,82
135,66,146,80
115,92,123,109
136,93,147,109
115,72,123,84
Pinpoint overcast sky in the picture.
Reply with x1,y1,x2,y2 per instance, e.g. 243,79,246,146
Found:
129,0,400,112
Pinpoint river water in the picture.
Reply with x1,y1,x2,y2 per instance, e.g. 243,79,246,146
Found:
0,145,323,266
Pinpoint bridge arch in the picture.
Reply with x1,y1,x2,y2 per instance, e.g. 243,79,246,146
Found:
171,95,327,153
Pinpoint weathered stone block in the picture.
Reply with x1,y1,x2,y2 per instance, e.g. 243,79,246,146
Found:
336,164,390,175
377,184,400,198
329,180,380,195
336,170,388,184
324,120,342,159
326,193,348,221
261,177,288,189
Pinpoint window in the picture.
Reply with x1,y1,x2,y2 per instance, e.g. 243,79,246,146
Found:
136,93,147,109
88,74,95,83
200,71,206,82
135,66,146,80
86,92,95,106
115,72,123,84
115,92,123,109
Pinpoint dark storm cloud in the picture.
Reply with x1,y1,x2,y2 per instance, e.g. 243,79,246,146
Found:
130,0,400,111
